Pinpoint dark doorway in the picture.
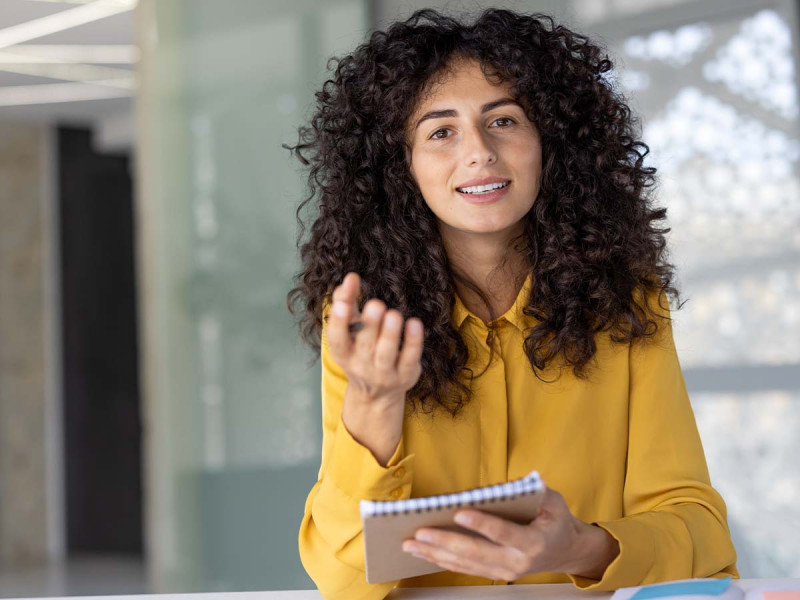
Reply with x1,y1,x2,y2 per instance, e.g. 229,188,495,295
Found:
58,126,143,555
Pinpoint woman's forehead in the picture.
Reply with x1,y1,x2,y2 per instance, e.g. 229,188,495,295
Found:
412,59,513,112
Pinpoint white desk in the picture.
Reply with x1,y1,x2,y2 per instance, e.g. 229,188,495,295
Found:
9,579,800,600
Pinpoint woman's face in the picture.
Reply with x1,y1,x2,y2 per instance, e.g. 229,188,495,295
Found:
407,59,542,239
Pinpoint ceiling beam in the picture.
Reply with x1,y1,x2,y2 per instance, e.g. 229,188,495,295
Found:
0,61,133,86
0,44,138,63
0,80,132,106
0,0,137,51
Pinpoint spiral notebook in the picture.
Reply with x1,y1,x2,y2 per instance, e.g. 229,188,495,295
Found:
359,470,545,583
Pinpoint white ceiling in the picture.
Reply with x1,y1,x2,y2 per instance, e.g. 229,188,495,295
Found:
0,0,136,129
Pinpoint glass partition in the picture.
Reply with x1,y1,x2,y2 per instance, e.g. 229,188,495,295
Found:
136,0,368,591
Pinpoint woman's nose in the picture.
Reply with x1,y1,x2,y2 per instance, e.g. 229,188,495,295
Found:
462,127,496,166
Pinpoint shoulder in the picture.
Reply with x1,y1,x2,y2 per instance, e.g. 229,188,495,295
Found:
627,285,680,361
631,283,674,331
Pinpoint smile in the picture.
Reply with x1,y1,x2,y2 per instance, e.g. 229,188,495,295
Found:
455,180,512,205
455,180,511,195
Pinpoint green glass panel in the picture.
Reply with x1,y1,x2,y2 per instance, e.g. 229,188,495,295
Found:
137,0,368,591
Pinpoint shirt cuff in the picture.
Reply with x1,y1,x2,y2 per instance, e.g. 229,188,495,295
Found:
568,518,655,591
326,414,415,502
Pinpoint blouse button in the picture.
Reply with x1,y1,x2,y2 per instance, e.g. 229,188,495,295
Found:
390,487,403,499
393,466,406,479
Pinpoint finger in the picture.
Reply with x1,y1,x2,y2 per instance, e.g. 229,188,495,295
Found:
454,510,531,549
541,487,565,510
332,272,360,306
530,487,568,524
413,528,506,567
408,545,493,579
330,273,361,321
373,310,403,372
415,526,529,580
396,318,424,378
433,557,495,580
327,294,354,358
434,556,517,582
354,299,386,360
403,540,515,581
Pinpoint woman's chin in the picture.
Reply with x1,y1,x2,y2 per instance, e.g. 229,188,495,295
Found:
454,220,524,237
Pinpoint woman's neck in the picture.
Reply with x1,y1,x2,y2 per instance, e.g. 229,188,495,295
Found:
441,224,529,324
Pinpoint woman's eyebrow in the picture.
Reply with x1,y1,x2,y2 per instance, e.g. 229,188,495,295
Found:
413,98,522,130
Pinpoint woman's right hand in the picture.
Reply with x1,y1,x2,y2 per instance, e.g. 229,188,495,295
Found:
327,272,425,465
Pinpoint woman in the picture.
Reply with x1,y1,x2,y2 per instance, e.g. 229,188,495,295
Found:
285,8,738,600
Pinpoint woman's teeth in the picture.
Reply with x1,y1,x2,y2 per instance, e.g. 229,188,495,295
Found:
457,181,510,194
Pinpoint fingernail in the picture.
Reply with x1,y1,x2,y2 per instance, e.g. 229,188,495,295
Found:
332,302,347,317
402,542,415,553
415,531,433,543
454,512,472,526
408,320,422,335
365,304,382,319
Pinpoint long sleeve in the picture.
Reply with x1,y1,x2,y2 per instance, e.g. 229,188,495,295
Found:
569,295,739,590
298,312,415,600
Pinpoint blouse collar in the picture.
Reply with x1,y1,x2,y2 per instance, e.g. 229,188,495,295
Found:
451,272,535,332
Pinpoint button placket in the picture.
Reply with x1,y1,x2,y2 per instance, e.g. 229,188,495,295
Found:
477,324,509,488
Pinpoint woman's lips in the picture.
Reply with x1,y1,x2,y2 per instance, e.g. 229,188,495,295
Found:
455,182,511,204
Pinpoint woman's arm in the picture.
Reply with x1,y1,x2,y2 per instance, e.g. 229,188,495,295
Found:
299,325,411,600
569,292,739,589
298,275,424,600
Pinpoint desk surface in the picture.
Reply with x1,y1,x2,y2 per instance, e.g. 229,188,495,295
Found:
9,578,800,600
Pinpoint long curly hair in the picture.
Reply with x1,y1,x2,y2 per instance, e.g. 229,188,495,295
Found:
285,8,682,415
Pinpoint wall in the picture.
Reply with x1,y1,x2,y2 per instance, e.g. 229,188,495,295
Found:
0,121,60,565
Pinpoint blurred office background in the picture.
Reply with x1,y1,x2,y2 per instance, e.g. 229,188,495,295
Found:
0,0,797,596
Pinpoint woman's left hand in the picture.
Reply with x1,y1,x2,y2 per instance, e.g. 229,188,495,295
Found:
401,487,619,582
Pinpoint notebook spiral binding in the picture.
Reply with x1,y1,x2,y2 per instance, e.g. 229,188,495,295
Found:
360,470,543,518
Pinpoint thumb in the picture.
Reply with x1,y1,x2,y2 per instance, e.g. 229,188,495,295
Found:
341,272,361,311
535,487,571,521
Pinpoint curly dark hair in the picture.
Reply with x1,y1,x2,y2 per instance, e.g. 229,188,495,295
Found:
285,7,682,415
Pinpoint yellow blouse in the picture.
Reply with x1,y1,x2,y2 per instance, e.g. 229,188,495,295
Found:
298,275,738,600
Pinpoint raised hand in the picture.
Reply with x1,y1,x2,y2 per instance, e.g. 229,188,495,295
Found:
327,272,425,465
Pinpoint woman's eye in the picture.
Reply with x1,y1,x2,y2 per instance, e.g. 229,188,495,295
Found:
492,117,515,127
430,128,451,140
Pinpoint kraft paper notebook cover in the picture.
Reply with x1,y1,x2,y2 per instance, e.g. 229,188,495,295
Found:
359,470,545,584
